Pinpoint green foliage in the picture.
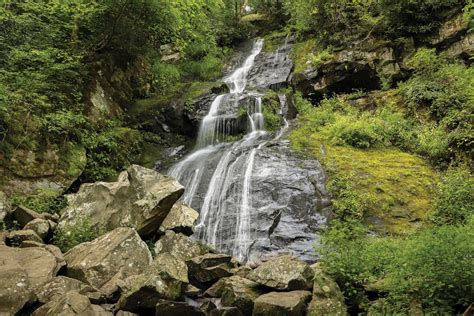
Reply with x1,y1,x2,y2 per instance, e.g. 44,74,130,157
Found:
310,49,333,68
152,62,181,95
53,216,103,252
0,0,248,185
81,127,144,182
11,189,67,214
320,219,474,313
399,48,474,165
432,166,474,226
261,90,283,132
180,53,225,81
283,0,460,46
293,91,314,115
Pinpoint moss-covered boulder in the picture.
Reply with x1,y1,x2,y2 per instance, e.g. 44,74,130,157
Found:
159,202,199,236
154,230,207,262
32,290,111,316
0,142,86,197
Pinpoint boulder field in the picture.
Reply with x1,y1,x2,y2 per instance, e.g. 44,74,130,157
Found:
0,165,346,315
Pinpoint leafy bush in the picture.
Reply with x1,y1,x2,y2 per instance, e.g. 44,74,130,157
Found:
152,62,181,95
432,166,474,226
181,54,224,81
53,216,103,252
327,115,384,148
81,127,143,182
399,48,474,165
320,218,474,313
11,189,67,214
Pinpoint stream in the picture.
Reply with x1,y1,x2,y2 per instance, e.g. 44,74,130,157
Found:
168,38,330,262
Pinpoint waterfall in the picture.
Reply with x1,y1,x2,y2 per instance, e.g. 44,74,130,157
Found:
167,37,325,263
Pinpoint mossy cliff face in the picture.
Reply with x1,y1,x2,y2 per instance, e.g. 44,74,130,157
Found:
289,92,439,234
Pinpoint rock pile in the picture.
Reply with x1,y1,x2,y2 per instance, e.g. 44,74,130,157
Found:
0,166,346,315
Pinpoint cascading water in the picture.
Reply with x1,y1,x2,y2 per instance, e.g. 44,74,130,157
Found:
168,37,330,263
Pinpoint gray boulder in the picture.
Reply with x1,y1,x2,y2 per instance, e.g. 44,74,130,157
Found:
159,201,199,235
118,253,188,312
248,255,313,290
252,291,312,316
0,191,11,222
0,245,60,314
24,218,51,240
9,205,57,227
7,229,43,246
36,276,103,304
65,227,152,295
59,165,184,238
205,276,264,315
155,230,206,261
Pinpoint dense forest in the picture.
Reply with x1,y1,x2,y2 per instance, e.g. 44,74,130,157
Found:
0,1,473,315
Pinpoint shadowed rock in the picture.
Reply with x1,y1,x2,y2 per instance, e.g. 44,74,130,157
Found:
118,253,188,312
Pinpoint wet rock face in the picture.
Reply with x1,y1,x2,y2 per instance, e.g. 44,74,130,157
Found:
249,142,330,262
59,164,184,238
248,36,295,90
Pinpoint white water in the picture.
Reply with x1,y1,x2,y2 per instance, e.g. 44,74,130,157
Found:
168,38,289,261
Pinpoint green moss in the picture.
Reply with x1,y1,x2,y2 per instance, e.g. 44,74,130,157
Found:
289,97,439,234
261,89,282,132
263,30,289,52
61,142,87,179
292,39,318,75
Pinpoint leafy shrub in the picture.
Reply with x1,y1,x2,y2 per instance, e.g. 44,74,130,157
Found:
320,218,474,313
181,54,223,81
81,127,143,182
310,49,333,68
327,115,384,148
53,216,103,252
152,62,181,95
432,166,474,226
11,189,67,214
294,91,314,115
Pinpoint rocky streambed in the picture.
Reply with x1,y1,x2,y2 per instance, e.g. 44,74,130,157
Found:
0,165,346,316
